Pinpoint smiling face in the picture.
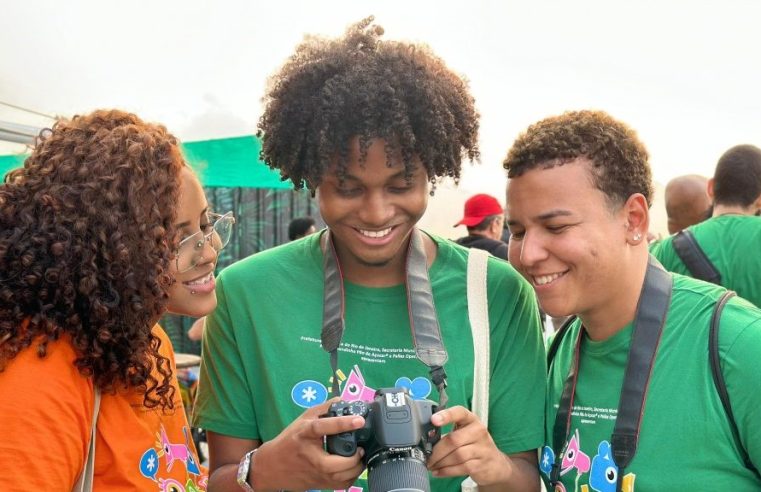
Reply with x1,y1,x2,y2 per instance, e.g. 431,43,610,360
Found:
506,159,644,327
166,167,218,317
317,137,429,285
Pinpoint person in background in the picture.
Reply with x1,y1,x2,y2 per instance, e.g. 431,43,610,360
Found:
663,174,711,234
454,193,509,259
651,144,761,306
288,216,317,241
194,17,545,492
504,110,761,490
0,109,233,490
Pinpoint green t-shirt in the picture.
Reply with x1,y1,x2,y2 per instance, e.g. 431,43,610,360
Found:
650,215,761,307
194,231,546,492
541,274,761,491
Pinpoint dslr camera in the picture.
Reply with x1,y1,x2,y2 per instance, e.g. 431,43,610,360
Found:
324,387,439,492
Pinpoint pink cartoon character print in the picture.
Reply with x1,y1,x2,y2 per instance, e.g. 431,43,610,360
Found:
340,365,376,402
157,426,201,475
561,429,591,476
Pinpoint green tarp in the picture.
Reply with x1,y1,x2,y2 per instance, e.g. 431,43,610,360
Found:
0,135,291,189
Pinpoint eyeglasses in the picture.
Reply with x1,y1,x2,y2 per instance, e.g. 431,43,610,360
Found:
175,211,235,273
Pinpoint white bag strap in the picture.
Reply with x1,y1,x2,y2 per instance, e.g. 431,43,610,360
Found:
73,387,101,492
463,248,490,492
466,248,490,425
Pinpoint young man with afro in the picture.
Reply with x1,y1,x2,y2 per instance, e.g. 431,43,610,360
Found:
194,17,546,492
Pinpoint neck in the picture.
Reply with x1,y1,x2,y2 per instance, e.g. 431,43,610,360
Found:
323,230,437,288
580,248,649,341
712,203,756,217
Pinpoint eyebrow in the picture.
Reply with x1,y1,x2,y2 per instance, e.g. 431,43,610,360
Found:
176,206,209,229
506,209,574,226
536,209,574,221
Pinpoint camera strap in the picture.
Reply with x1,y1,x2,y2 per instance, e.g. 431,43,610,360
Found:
321,228,449,409
550,257,672,492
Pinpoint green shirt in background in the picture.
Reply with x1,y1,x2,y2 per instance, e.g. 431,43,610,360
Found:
541,274,761,491
194,231,546,492
650,215,761,307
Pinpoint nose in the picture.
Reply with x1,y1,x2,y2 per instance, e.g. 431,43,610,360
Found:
518,230,549,268
358,190,394,227
196,235,219,267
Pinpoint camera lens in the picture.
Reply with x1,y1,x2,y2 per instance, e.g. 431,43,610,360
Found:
367,449,429,492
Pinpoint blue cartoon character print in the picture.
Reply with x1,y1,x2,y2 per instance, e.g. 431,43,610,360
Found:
291,379,329,408
589,441,618,492
539,446,555,476
394,376,432,400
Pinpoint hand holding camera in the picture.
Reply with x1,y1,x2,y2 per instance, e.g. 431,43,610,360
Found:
324,387,439,492
252,399,366,491
427,406,514,487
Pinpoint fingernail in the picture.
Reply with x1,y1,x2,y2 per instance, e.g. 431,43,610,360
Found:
352,417,364,427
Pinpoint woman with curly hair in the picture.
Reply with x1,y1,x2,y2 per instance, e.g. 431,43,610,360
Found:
194,17,545,492
0,109,233,490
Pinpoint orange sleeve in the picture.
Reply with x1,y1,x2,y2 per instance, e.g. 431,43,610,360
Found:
0,336,95,490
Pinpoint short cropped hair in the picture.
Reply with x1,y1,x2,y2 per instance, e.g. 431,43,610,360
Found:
288,216,316,240
712,144,761,207
503,110,653,208
257,16,480,191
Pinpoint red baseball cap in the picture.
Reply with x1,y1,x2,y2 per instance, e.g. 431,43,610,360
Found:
454,193,504,227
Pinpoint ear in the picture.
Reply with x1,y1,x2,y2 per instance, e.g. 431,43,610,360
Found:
752,193,761,213
622,193,650,245
706,178,715,200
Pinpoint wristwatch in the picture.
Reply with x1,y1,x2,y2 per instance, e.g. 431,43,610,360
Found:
237,448,258,492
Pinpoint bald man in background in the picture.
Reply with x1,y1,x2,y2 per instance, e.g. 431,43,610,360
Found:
664,174,711,234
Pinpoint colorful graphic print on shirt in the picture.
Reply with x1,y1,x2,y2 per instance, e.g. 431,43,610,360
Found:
138,424,207,491
539,429,636,492
290,364,432,408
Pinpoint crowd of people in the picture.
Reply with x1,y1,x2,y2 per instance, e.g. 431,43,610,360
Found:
1,15,760,492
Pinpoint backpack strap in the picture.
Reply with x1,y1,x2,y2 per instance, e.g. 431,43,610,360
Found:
709,291,759,477
546,315,578,371
672,230,722,284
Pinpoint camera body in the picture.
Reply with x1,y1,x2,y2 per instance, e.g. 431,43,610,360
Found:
324,387,438,492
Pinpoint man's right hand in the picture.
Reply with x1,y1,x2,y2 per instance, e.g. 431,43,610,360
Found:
207,399,366,492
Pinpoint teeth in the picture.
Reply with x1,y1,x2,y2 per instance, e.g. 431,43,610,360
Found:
358,227,392,238
534,272,564,286
186,273,212,286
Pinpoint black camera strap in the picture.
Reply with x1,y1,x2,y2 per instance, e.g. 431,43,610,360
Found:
550,257,672,492
321,228,449,409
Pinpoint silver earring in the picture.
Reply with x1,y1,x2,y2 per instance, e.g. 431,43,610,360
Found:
633,233,642,241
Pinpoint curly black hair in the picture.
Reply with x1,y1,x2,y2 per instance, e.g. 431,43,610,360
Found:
257,16,480,190
0,109,185,410
503,110,653,208
713,144,761,207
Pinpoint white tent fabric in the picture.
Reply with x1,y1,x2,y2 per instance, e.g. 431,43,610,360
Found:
3,0,761,235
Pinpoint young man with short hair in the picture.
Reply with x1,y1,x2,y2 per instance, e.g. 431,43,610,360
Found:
504,110,761,490
651,144,761,306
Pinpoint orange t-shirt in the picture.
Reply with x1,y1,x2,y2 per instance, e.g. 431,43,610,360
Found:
0,325,207,491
